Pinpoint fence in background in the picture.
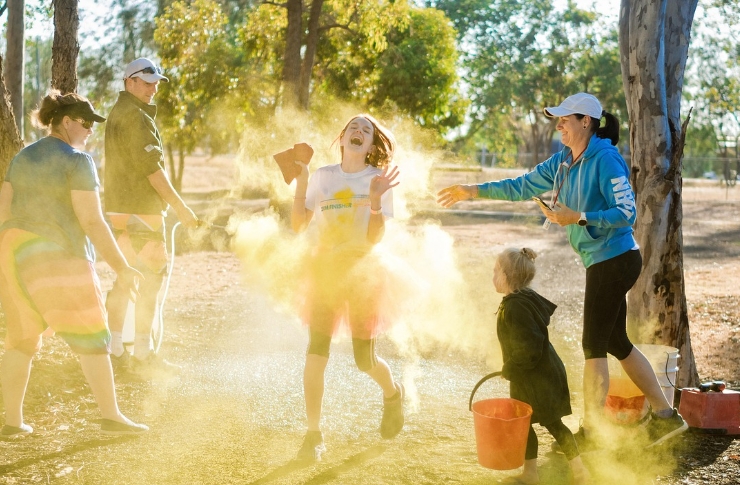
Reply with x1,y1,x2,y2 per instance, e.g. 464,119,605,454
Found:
475,151,740,183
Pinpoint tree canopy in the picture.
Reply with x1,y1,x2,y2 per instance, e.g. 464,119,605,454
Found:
10,0,739,162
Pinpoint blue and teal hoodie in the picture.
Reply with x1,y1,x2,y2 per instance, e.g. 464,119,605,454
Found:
478,135,637,268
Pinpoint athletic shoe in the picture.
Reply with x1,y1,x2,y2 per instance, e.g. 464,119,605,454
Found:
110,350,131,373
645,409,688,448
380,383,405,439
1,423,33,438
296,431,326,462
100,419,149,436
130,354,181,379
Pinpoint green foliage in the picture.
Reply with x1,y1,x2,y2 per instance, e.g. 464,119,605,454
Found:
372,8,467,131
155,0,241,154
308,3,462,134
683,0,740,156
22,37,53,142
429,0,625,162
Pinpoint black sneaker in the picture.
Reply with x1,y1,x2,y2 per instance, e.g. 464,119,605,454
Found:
1,423,33,438
296,431,325,462
380,383,405,439
100,419,149,436
645,409,688,448
110,350,131,373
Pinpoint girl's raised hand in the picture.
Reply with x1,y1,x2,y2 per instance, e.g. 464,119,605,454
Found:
369,165,400,200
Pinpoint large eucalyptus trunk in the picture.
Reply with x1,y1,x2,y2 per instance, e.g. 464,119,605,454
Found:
6,0,25,136
52,0,80,94
619,0,700,389
281,0,303,108
0,55,24,182
298,0,325,110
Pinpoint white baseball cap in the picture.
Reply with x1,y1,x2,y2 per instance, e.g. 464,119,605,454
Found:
124,58,169,83
544,93,602,119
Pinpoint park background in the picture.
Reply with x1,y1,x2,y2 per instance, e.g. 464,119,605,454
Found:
3,0,740,183
1,0,740,484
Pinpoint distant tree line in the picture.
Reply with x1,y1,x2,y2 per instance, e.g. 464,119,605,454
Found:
4,0,740,185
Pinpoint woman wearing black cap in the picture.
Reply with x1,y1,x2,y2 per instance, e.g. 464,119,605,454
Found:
437,92,687,453
0,90,148,437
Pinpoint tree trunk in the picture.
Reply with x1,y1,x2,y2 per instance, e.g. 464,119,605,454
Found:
620,0,700,389
52,0,79,94
166,142,176,184
0,55,24,183
281,0,303,108
173,142,185,193
298,0,324,109
6,0,25,136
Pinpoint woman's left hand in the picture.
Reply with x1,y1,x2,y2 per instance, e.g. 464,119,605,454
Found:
543,202,581,226
369,165,400,201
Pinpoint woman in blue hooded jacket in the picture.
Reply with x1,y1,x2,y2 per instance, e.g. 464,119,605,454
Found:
438,93,687,450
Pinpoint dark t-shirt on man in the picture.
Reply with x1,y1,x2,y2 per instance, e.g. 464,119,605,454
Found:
104,91,168,215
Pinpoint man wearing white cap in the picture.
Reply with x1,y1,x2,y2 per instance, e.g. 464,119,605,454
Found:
437,92,688,458
103,58,198,376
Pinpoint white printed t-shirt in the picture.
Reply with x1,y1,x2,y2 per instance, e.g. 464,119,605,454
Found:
305,164,393,254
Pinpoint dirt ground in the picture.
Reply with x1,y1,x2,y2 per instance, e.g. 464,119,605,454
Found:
0,159,739,484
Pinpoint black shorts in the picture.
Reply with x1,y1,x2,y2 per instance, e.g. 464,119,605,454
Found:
582,249,642,360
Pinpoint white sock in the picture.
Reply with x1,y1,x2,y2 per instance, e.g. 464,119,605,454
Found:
110,331,125,357
133,333,153,360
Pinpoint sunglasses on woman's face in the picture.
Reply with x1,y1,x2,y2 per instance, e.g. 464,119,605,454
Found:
129,65,163,77
74,118,94,129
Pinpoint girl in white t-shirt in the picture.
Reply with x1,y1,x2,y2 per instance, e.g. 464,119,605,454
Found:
290,114,402,461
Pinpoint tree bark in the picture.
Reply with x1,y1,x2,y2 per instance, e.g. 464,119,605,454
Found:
298,0,325,109
0,55,24,183
52,0,80,94
281,0,303,108
620,0,700,389
6,0,25,136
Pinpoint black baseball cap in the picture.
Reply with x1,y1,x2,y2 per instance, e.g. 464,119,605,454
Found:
60,100,106,123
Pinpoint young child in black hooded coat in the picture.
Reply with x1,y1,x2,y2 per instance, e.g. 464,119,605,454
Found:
494,247,590,485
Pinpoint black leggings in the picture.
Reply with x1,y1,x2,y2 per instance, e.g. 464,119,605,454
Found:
525,419,579,461
307,331,378,372
582,249,642,360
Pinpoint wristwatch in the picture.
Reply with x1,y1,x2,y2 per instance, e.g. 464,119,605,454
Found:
577,212,587,226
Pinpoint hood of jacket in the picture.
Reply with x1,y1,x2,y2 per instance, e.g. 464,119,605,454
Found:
501,288,557,326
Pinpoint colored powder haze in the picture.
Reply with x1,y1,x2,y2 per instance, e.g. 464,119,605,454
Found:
227,104,500,412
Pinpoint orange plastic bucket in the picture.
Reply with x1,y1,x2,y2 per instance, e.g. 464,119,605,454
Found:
605,377,647,425
469,373,533,470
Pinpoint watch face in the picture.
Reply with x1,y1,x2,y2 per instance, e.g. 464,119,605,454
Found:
578,218,587,226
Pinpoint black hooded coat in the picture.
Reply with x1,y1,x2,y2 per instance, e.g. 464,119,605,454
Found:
496,288,572,424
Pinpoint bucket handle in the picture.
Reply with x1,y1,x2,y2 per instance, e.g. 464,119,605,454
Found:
469,371,503,411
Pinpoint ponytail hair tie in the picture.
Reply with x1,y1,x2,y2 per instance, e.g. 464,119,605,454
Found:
520,247,537,261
